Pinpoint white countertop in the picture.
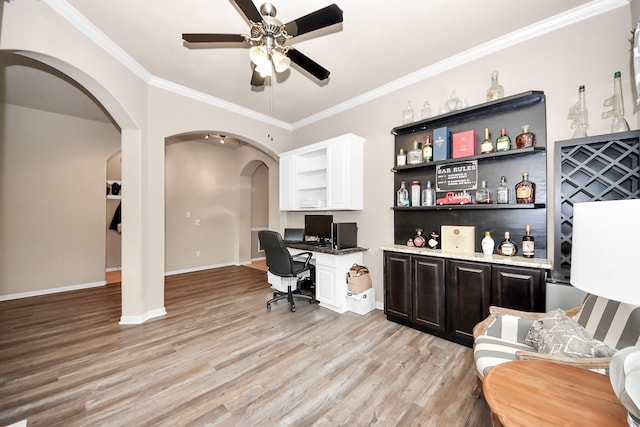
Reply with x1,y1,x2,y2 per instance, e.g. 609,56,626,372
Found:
380,244,552,270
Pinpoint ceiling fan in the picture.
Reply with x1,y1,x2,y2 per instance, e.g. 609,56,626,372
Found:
182,1,343,87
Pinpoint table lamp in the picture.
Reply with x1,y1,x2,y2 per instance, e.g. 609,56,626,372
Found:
571,199,640,426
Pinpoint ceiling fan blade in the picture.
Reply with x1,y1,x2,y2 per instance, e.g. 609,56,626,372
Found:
284,4,343,38
287,48,330,81
231,0,263,23
182,33,246,43
250,66,266,87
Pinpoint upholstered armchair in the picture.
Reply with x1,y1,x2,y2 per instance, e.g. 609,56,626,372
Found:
472,294,640,397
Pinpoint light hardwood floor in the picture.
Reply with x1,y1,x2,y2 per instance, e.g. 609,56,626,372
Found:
0,266,492,426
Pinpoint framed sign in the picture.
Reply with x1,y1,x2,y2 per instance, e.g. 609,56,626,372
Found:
436,160,478,192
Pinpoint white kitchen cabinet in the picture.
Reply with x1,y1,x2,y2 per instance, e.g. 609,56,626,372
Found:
279,133,364,211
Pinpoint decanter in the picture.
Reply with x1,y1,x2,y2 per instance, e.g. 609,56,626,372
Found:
486,70,504,101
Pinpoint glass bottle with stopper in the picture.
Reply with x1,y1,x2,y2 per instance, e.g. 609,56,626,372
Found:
402,101,414,124
486,70,504,101
496,176,510,204
515,125,536,149
420,101,433,120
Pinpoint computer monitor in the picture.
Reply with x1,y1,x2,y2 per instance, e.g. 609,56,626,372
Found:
304,214,333,242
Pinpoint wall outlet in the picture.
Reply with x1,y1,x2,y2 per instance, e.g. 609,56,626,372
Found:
195,218,201,226
196,250,201,257
186,211,192,218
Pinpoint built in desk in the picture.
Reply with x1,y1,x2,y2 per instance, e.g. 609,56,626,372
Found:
286,243,367,313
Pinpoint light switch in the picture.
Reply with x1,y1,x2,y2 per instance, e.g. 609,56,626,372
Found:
195,218,201,226
186,211,192,218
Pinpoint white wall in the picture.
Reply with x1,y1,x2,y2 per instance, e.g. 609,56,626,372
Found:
0,104,120,296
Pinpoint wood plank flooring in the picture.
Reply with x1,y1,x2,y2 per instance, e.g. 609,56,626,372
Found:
0,266,492,426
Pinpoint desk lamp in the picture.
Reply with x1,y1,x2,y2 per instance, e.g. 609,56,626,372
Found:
571,199,640,426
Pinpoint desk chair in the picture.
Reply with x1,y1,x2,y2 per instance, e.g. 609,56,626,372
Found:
258,230,316,312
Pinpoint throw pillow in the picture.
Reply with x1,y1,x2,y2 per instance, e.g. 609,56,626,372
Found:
524,308,567,350
536,317,617,358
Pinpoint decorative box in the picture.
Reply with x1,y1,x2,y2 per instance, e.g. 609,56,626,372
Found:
346,288,376,315
441,225,476,254
433,127,450,161
452,130,476,158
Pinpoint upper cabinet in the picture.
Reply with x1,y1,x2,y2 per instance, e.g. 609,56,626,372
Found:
279,133,365,211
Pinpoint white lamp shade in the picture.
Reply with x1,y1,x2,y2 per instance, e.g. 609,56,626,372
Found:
570,199,640,306
249,46,269,66
272,50,291,73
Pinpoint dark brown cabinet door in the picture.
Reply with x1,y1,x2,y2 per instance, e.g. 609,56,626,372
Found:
447,260,491,346
383,252,411,320
492,265,545,312
412,256,446,333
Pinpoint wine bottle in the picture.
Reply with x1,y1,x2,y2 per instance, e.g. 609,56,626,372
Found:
497,231,518,256
522,224,535,258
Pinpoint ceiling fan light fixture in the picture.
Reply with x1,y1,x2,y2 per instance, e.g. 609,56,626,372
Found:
249,45,269,66
272,50,291,73
256,61,273,77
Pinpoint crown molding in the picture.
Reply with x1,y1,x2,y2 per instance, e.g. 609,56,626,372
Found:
148,77,293,131
292,0,629,129
44,0,628,131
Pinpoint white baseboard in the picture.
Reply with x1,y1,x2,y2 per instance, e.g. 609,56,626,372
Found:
0,280,106,301
164,261,248,276
119,307,167,325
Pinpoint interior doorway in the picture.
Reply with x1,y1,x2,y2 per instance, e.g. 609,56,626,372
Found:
106,151,122,283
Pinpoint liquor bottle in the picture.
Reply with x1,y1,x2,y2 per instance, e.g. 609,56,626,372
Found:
515,125,536,149
396,181,409,206
480,128,494,154
396,148,406,167
421,180,436,206
413,229,426,247
407,140,423,165
602,71,630,133
481,231,495,255
496,176,510,204
495,128,511,152
486,70,504,101
427,231,440,249
522,224,535,258
402,101,414,124
411,180,421,207
497,231,518,256
422,135,433,162
475,180,492,204
569,85,588,138
515,172,536,203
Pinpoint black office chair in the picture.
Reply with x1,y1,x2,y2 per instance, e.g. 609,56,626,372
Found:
258,230,316,312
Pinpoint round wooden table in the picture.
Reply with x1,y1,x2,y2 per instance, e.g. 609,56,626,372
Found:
483,360,628,426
